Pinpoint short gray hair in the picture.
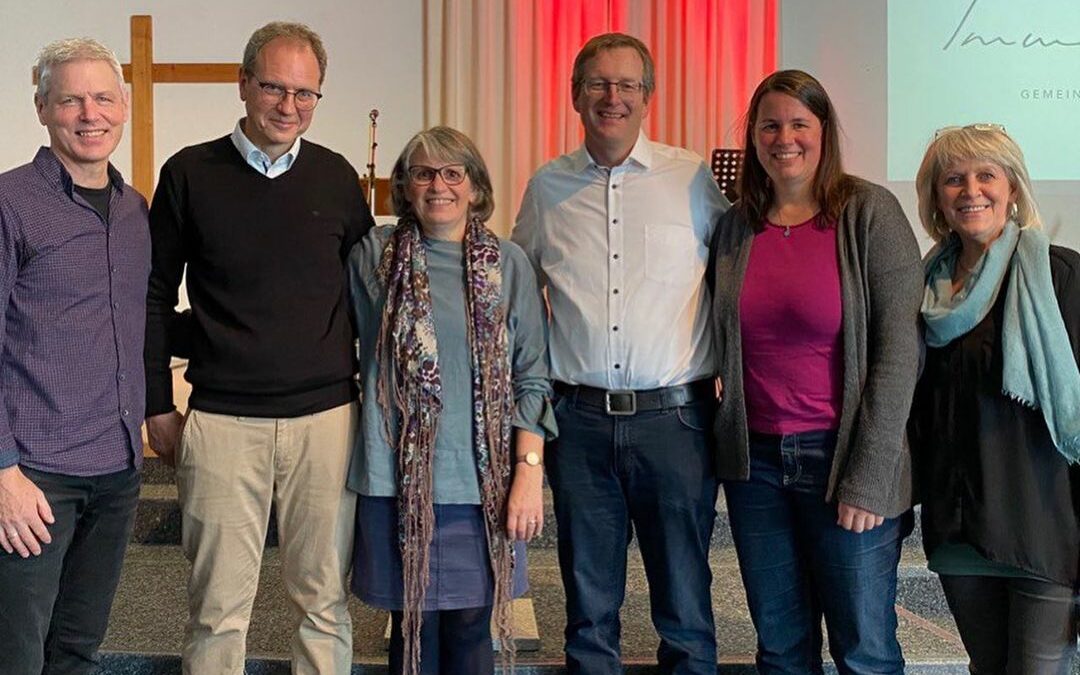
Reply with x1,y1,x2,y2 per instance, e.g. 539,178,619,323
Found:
242,22,327,85
390,126,495,223
36,38,124,102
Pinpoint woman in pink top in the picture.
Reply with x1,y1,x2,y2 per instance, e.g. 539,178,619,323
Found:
708,70,923,674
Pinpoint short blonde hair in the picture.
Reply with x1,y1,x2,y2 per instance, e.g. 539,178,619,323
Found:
390,126,494,223
915,125,1041,242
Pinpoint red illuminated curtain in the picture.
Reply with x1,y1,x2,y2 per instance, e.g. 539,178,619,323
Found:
424,0,778,234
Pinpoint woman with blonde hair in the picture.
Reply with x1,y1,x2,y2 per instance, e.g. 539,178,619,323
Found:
909,123,1080,673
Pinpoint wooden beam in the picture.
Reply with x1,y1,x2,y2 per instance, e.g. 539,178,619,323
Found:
33,62,237,86
150,63,239,83
129,15,154,199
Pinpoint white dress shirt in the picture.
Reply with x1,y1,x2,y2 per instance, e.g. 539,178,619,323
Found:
230,119,302,177
512,132,729,390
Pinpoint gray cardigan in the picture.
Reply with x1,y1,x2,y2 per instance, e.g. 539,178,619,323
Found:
708,178,923,517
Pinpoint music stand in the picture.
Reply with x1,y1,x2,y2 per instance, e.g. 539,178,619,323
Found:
710,148,744,203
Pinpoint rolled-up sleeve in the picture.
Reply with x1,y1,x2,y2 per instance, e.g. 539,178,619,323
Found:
504,240,557,441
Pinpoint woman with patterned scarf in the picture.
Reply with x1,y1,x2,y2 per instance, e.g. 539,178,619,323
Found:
345,126,556,675
909,124,1080,673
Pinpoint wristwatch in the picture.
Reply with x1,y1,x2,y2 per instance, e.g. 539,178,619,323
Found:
516,451,542,467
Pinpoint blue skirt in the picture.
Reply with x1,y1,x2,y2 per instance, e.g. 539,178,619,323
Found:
351,495,529,611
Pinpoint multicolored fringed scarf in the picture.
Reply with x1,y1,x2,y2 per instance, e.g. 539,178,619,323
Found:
375,215,516,675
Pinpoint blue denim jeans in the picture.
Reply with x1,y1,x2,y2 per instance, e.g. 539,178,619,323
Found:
547,391,719,675
723,430,908,675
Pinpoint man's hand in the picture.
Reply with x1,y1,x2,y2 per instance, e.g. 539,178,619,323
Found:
0,465,54,557
146,410,185,468
837,502,884,533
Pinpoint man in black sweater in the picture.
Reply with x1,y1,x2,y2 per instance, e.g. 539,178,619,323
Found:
144,22,374,675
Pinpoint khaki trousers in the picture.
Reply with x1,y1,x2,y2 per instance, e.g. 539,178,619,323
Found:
176,402,357,675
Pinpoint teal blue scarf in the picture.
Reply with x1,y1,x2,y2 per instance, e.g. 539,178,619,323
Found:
922,221,1080,461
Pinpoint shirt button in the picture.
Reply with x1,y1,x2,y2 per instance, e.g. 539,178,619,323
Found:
611,184,619,190
118,372,126,381
122,409,130,416
113,301,120,309
614,363,621,369
112,265,119,273
612,326,619,331
613,289,619,294
612,218,619,225
612,254,619,260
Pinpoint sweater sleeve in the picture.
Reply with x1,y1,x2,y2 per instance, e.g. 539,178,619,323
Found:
510,180,546,287
144,159,189,416
340,161,376,259
835,186,924,513
504,241,557,441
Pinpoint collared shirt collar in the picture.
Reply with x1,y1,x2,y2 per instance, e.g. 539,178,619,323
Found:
571,130,654,174
230,119,302,177
32,146,127,198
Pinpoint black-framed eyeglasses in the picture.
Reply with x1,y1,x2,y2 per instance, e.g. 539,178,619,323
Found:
253,78,323,111
934,123,1006,139
584,79,644,95
407,164,468,186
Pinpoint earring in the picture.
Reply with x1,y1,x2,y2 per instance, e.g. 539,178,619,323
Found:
1009,202,1019,221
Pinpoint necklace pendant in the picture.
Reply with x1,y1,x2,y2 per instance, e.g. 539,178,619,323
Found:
783,226,791,238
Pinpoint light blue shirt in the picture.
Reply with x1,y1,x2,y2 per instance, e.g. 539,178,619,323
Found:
346,226,557,503
229,119,301,178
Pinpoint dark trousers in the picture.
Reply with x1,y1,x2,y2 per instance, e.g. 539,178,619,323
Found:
547,393,719,675
0,466,140,675
940,574,1077,675
723,430,907,675
388,605,494,675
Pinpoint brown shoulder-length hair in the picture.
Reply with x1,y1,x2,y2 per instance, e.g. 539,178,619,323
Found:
737,69,857,228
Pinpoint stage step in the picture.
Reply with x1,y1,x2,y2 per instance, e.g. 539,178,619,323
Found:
99,544,980,673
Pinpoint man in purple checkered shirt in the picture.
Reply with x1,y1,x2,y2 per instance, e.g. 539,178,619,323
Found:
0,38,149,675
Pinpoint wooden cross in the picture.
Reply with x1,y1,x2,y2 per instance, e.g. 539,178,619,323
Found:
33,15,238,199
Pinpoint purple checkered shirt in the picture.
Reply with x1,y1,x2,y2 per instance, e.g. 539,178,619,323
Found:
0,148,150,475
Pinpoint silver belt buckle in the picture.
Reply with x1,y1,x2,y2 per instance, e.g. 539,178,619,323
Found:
605,390,637,416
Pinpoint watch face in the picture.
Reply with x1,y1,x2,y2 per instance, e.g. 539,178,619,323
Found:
524,451,540,466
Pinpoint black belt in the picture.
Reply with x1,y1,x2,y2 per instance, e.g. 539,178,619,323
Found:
553,379,714,416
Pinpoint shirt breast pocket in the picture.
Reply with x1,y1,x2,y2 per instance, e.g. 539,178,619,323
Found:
644,224,706,285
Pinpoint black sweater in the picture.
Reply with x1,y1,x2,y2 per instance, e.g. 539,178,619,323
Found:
145,135,375,417
909,245,1080,586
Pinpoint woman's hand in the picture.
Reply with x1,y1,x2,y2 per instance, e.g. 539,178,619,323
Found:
506,429,545,542
837,502,884,533
507,465,544,541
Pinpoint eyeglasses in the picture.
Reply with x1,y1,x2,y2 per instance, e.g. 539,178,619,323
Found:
252,78,323,111
584,79,645,95
934,123,1007,139
407,164,468,186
